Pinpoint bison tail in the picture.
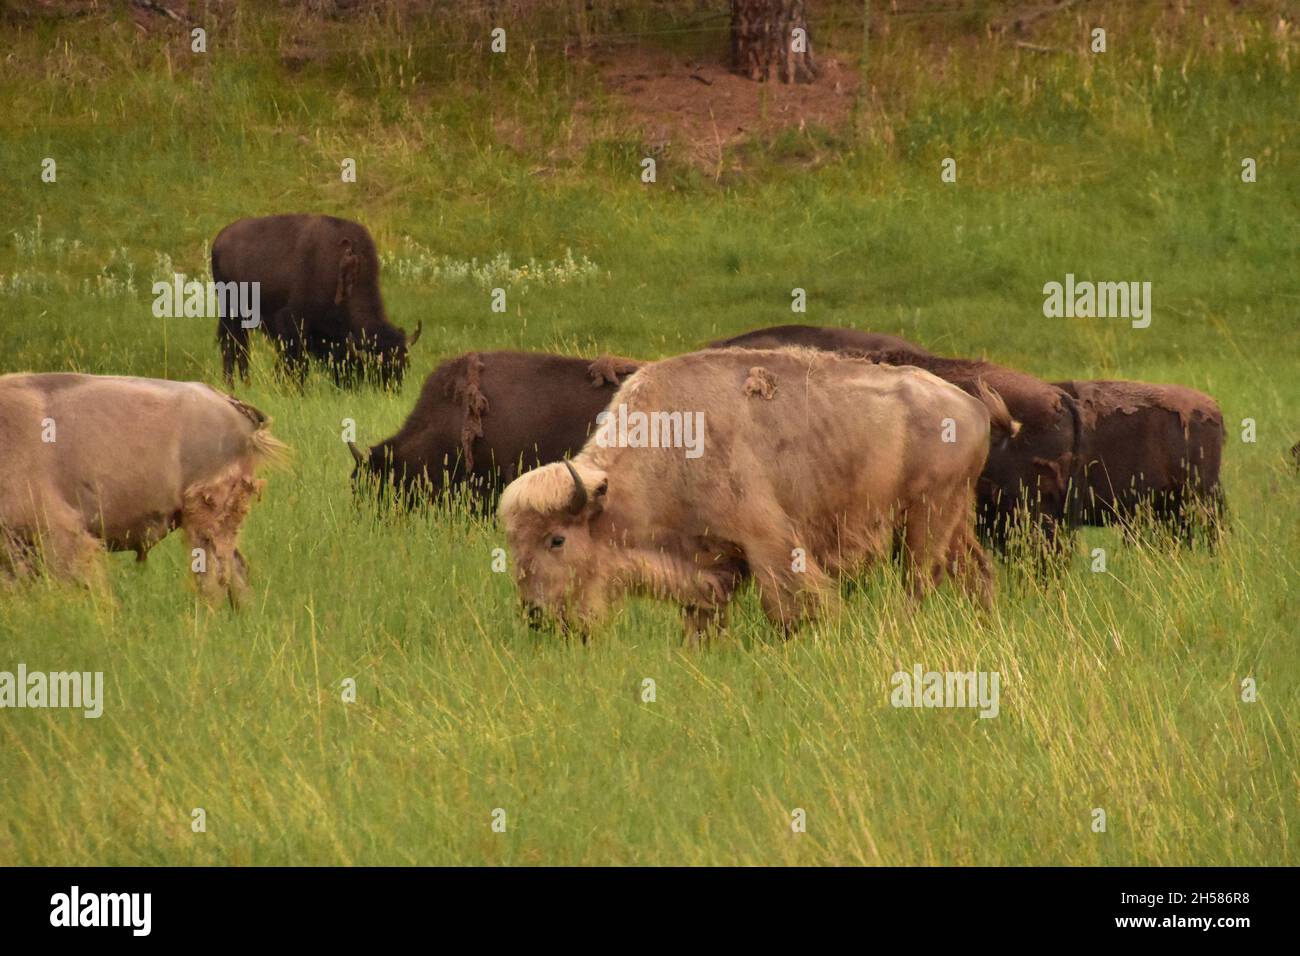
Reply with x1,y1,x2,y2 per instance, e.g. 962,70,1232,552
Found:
975,379,1021,443
249,428,292,470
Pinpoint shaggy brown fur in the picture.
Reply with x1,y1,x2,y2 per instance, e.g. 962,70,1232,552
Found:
587,354,642,388
743,366,779,399
451,353,490,469
181,468,265,605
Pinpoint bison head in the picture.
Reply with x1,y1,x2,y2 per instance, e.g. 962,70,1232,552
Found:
498,459,610,631
347,438,411,507
976,404,1079,552
356,321,421,388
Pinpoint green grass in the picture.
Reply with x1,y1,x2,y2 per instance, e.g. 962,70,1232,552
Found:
0,1,1296,865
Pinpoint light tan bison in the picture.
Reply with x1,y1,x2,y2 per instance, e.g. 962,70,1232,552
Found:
0,373,287,603
499,347,1018,638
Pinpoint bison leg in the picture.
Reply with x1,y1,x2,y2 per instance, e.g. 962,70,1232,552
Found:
1031,514,1073,577
268,309,309,388
975,492,1015,557
1166,485,1225,551
218,315,252,388
901,489,971,603
181,468,262,607
0,528,40,583
743,541,830,634
230,547,251,601
899,510,939,603
38,520,108,591
1200,486,1228,551
945,521,994,610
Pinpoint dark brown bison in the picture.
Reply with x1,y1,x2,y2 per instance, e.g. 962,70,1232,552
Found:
1053,380,1226,543
709,323,931,356
714,327,1083,553
350,351,642,507
212,214,420,388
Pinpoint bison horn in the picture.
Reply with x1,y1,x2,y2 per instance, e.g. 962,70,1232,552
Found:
562,460,588,514
407,321,422,348
348,441,366,466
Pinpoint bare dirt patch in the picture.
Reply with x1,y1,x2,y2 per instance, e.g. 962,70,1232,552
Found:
591,45,861,174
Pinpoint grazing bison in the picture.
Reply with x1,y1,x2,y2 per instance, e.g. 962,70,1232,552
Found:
499,347,1019,638
709,323,931,356
1053,380,1226,542
350,351,643,507
0,373,286,603
212,214,421,388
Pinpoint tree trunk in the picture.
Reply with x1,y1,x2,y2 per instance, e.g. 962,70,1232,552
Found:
730,0,818,83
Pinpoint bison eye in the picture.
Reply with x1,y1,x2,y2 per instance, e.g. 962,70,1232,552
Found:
549,535,566,550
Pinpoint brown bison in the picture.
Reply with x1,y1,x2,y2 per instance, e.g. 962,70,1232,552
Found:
714,327,1084,553
1053,380,1226,542
350,351,642,506
0,373,286,603
499,347,1019,638
212,214,421,388
709,323,931,356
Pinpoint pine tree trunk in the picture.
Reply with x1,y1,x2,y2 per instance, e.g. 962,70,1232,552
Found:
730,0,818,83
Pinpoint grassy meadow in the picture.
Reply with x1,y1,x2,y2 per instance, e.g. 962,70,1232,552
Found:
0,1,1297,865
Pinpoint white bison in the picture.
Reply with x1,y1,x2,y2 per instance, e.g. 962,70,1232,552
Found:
499,347,1018,638
0,373,287,603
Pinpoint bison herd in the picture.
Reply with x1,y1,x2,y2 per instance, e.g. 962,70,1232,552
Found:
1,214,1234,640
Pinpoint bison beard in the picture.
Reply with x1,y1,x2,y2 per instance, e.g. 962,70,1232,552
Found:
499,348,1009,639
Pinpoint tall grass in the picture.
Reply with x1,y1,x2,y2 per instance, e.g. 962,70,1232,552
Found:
0,1,1295,865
